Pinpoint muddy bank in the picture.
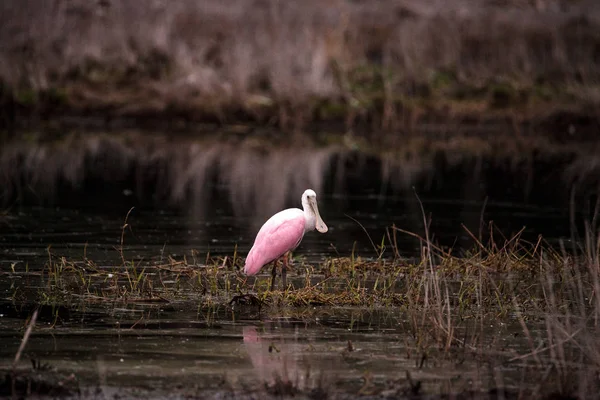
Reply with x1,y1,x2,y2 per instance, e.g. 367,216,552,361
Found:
1,0,599,135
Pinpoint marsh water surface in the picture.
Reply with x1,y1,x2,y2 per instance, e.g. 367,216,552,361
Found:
0,299,556,399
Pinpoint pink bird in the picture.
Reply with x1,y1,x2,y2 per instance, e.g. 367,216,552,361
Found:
244,189,328,290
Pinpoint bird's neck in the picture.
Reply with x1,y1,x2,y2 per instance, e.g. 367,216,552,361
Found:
301,197,315,232
304,209,316,232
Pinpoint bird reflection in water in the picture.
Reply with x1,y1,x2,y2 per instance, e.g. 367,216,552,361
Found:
242,325,321,395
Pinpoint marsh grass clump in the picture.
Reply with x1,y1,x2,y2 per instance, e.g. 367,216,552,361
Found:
33,248,246,309
22,220,597,318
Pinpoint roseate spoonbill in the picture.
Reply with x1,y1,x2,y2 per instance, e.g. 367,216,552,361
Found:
244,189,328,290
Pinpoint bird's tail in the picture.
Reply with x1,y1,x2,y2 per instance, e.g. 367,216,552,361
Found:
243,248,261,275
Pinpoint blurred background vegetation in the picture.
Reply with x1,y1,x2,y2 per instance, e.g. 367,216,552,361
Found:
1,0,599,137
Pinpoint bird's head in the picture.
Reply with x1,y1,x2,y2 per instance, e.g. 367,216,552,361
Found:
302,189,328,233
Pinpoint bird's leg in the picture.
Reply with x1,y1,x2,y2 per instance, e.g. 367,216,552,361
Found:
270,259,278,291
281,252,289,291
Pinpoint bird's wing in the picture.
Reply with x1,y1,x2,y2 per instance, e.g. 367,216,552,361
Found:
244,211,305,275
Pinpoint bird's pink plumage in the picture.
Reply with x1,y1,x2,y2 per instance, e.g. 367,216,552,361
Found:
244,209,305,275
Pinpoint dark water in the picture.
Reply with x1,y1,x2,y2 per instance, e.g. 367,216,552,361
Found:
0,300,544,399
0,193,576,272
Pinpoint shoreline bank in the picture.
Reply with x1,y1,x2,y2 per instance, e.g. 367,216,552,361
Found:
1,0,599,136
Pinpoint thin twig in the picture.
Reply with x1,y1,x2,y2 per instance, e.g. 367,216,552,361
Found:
392,227,446,256
344,214,380,257
119,207,135,266
509,328,583,362
12,309,38,370
412,188,434,272
461,223,488,254
478,196,488,243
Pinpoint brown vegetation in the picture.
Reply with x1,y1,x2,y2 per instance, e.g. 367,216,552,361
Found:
1,0,599,135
